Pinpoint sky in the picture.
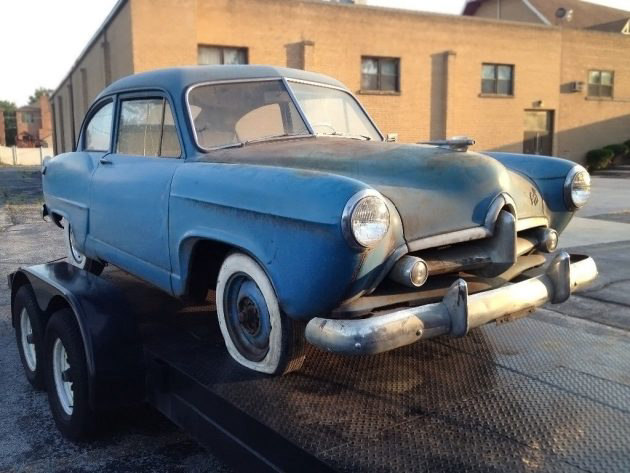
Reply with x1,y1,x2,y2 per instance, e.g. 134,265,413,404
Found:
0,0,628,106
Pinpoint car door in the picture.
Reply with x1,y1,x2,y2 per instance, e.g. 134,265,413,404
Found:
88,92,184,292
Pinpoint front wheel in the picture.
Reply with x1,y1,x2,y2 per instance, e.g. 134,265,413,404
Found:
216,253,306,375
64,221,104,275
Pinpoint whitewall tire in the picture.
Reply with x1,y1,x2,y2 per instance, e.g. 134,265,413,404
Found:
216,252,306,375
64,221,104,275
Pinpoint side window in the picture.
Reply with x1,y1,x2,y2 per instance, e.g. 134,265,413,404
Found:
117,98,181,157
84,102,113,151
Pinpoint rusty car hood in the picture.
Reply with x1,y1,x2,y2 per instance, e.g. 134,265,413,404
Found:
198,137,546,242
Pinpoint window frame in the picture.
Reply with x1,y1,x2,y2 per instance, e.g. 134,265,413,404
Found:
587,69,614,98
112,90,184,159
360,56,401,93
480,63,515,97
80,98,115,152
197,44,249,65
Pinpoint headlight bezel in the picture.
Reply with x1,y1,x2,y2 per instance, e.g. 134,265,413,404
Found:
564,165,591,210
342,189,391,248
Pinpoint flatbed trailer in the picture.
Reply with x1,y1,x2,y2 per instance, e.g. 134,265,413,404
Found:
9,262,630,472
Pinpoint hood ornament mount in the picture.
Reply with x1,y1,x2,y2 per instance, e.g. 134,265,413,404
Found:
418,136,475,152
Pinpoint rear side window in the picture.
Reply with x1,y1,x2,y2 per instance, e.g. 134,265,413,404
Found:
84,102,113,151
117,98,181,157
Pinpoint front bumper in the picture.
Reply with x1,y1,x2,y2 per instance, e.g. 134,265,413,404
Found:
305,252,597,355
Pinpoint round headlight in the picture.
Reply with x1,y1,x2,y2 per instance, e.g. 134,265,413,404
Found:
564,166,591,210
343,191,390,247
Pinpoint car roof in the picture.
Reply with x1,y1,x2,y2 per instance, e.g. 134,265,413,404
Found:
97,65,348,99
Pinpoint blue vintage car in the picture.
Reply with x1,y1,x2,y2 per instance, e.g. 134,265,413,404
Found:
43,65,597,374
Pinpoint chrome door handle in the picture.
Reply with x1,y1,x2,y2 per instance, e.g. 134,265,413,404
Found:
99,157,112,165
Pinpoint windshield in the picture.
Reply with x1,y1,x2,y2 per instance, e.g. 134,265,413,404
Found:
288,81,382,141
187,78,382,150
188,80,310,150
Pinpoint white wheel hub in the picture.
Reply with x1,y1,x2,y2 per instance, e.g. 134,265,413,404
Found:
52,339,74,415
20,309,36,372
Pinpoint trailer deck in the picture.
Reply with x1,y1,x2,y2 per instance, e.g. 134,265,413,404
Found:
12,264,630,472
109,268,630,472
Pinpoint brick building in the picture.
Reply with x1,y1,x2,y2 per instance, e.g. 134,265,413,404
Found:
51,0,630,163
15,95,55,148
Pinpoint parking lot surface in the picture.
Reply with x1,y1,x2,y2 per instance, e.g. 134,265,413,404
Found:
1,167,629,472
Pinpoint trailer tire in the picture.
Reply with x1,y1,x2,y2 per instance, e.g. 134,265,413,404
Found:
44,309,95,441
216,253,306,375
13,285,46,390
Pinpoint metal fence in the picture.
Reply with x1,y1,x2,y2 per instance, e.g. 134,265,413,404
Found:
0,146,52,166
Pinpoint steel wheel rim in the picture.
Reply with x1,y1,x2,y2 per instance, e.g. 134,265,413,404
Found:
20,309,36,372
68,225,85,265
224,273,271,362
52,338,73,415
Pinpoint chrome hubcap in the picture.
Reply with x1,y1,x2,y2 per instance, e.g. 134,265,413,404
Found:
20,309,36,372
68,225,85,265
52,339,73,415
224,274,271,362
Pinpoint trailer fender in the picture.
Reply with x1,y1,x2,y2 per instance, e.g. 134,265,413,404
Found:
9,263,145,410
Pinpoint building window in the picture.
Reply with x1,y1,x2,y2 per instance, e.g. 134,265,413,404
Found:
588,70,614,98
21,112,35,124
361,57,400,92
198,45,248,65
481,63,514,95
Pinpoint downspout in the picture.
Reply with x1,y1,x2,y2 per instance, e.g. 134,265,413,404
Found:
67,79,76,151
50,100,57,156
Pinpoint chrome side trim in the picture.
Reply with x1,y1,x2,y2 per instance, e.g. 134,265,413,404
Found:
305,253,597,355
516,217,548,232
406,226,491,253
485,193,517,229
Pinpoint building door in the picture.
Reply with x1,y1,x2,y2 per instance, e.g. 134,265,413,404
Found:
523,110,554,155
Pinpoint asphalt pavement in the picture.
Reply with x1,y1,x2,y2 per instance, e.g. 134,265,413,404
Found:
0,166,628,472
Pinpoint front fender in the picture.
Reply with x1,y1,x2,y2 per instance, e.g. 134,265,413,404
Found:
169,162,399,318
485,152,576,232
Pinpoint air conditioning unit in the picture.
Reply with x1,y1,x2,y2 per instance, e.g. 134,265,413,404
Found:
571,81,584,93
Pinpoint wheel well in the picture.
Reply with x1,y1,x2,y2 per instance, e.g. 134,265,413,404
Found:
186,239,234,302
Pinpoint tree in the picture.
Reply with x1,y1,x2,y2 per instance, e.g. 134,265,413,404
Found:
28,87,53,105
0,99,16,112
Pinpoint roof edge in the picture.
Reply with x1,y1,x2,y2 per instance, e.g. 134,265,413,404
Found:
52,0,129,98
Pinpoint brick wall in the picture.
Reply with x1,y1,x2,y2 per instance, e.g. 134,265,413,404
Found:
51,0,630,163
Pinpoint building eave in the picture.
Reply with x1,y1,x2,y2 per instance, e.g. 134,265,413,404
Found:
51,0,129,99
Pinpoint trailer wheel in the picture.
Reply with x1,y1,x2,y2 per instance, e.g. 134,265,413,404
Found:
44,309,95,441
64,221,105,275
216,253,306,375
13,285,46,390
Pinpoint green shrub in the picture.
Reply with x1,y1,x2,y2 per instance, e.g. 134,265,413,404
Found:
585,148,614,171
603,143,629,158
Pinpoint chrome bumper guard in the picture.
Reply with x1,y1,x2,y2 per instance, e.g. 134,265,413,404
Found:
305,252,598,355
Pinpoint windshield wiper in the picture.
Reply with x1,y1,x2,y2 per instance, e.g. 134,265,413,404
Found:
243,133,311,144
319,131,372,141
204,133,312,152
